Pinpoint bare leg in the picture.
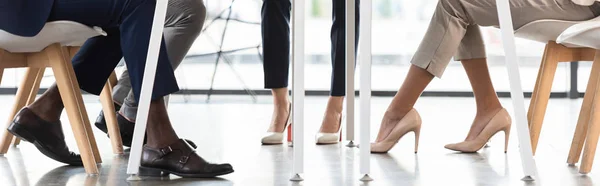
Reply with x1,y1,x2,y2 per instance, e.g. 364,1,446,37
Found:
319,96,343,133
27,84,179,148
27,84,64,122
145,97,179,148
461,58,503,141
267,88,290,132
376,65,433,142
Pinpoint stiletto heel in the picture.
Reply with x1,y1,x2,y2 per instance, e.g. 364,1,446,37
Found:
315,114,343,144
371,109,422,153
339,127,343,142
414,127,420,153
261,104,292,145
287,124,293,142
504,125,511,153
444,108,512,153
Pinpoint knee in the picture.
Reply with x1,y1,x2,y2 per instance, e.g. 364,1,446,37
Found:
438,0,462,14
187,0,207,31
437,0,469,21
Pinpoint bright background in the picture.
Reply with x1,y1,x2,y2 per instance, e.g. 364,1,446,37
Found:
1,0,586,96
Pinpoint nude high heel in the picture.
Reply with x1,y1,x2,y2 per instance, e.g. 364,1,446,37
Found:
444,108,511,153
371,109,422,153
315,114,343,144
261,105,292,145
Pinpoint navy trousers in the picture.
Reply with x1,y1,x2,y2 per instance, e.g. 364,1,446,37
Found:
47,0,179,101
261,0,360,96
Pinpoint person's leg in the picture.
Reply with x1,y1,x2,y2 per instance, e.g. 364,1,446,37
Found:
15,0,232,175
375,65,433,142
262,0,292,134
111,68,130,106
460,58,503,141
79,0,231,176
14,0,127,164
374,0,600,143
320,0,360,134
106,0,207,124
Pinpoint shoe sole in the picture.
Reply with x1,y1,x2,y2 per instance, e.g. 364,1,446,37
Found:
7,122,82,166
139,166,234,178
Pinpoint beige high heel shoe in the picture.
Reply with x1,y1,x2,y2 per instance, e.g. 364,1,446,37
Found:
315,114,343,144
444,108,511,153
371,109,422,153
261,105,292,144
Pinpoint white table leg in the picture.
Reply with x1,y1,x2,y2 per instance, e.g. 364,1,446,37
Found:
359,0,373,181
345,0,356,147
126,0,170,180
495,0,538,180
290,0,305,182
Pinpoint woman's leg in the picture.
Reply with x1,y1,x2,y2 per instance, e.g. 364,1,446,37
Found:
376,65,433,142
375,0,599,142
320,0,360,133
461,58,502,141
262,0,292,133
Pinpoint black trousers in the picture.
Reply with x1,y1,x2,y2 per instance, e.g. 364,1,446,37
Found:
48,0,179,102
261,0,360,96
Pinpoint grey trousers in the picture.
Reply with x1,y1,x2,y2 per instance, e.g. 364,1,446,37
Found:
112,0,207,121
413,0,600,78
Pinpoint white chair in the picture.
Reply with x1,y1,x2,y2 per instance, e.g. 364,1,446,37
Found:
514,15,600,174
0,21,122,174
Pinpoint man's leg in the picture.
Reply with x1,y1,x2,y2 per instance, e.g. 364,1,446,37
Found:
11,0,233,177
96,0,208,147
119,0,207,121
116,0,232,176
9,27,124,165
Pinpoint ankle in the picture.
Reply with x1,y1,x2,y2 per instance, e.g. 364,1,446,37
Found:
476,105,503,117
384,108,411,120
274,101,290,108
146,137,179,149
27,104,62,122
117,111,136,123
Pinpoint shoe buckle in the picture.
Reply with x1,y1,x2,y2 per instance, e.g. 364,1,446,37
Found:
179,156,189,164
160,146,173,155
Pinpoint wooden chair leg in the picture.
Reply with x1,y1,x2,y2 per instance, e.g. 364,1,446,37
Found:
13,68,45,146
568,50,600,165
65,46,104,162
529,42,560,155
0,68,43,153
528,45,549,122
580,63,600,174
63,47,102,163
46,44,98,174
100,81,124,154
64,46,102,162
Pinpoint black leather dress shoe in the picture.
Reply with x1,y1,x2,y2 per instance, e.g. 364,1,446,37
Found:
7,108,82,165
140,139,234,178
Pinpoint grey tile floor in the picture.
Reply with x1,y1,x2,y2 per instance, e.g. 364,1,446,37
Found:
0,95,598,186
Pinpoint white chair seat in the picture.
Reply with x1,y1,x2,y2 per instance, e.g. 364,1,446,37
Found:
0,21,106,53
557,16,600,50
514,19,584,48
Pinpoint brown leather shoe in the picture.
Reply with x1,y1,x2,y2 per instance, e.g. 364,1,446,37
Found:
7,108,82,165
140,139,234,178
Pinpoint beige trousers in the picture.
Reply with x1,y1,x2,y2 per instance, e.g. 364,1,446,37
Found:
413,0,600,78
